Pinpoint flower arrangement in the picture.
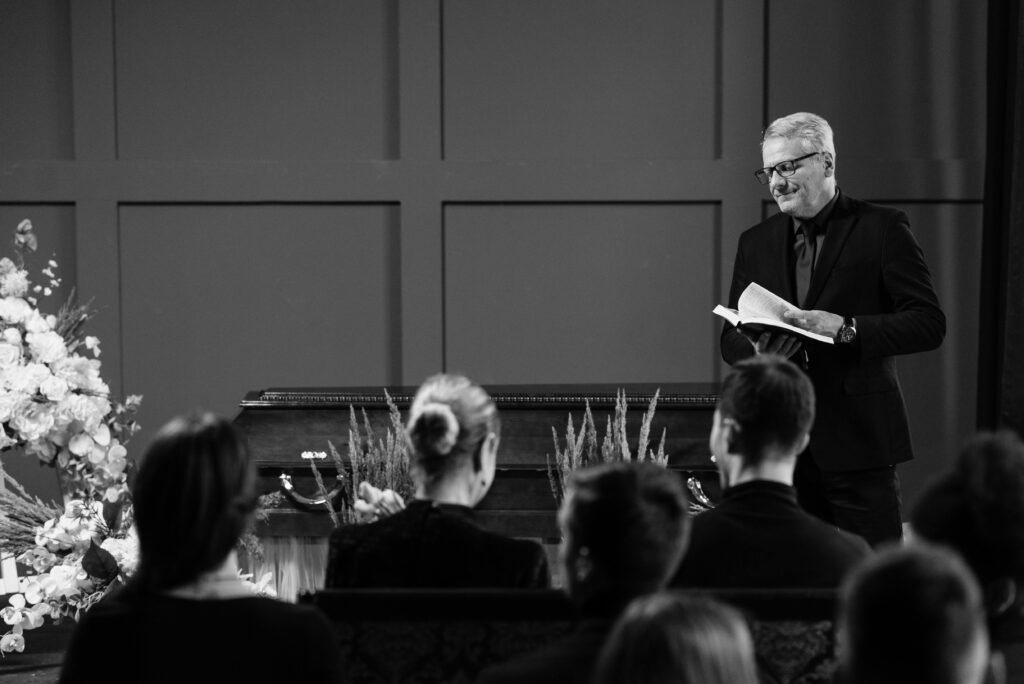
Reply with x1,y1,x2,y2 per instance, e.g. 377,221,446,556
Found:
306,393,414,526
546,388,714,514
0,220,269,656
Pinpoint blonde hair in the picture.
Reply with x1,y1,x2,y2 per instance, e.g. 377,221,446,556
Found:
406,374,499,483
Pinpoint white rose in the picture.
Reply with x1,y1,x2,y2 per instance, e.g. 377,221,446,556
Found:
26,331,66,364
39,375,68,401
0,270,29,298
0,297,32,325
0,342,21,368
5,363,50,394
22,310,51,333
0,391,26,422
3,328,22,345
11,402,55,442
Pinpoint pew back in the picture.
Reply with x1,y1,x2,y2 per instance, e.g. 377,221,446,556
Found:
301,588,838,684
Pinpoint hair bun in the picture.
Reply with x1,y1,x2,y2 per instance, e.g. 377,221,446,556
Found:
415,402,460,456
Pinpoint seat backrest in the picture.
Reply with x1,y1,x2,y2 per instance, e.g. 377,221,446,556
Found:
301,588,839,684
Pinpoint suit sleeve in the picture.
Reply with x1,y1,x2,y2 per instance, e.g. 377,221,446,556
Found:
720,234,757,365
856,213,946,359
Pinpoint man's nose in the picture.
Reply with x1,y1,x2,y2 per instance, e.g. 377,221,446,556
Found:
769,171,787,191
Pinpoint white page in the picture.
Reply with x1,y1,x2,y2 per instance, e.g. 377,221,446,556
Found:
737,282,796,322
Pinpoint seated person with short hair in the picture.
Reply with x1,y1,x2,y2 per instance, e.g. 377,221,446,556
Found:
837,544,998,684
475,461,691,684
325,373,549,588
912,430,1024,681
672,354,869,589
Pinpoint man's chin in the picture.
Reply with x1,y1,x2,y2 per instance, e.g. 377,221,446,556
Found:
774,197,804,217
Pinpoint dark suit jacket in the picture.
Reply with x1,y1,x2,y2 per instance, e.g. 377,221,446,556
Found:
324,499,550,588
671,480,871,589
722,191,945,471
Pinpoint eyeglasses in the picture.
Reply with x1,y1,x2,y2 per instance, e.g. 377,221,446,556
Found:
753,152,820,185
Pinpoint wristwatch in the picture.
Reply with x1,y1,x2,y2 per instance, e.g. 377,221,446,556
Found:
836,316,857,344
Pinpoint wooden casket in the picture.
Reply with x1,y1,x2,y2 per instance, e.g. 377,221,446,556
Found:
235,383,720,541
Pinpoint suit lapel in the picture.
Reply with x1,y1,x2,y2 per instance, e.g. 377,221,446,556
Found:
803,192,856,309
762,212,798,305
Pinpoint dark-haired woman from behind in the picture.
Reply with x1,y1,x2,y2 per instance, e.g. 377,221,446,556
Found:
59,414,342,684
324,373,549,588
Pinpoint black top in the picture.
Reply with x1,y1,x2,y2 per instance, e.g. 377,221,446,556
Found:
325,499,550,588
671,480,871,588
58,590,342,684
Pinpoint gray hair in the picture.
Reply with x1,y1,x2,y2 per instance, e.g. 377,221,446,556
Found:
762,112,836,160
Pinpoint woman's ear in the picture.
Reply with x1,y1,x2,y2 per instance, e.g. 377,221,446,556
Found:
474,432,499,473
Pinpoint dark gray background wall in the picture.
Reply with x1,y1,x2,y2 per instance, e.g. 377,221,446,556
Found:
0,0,985,511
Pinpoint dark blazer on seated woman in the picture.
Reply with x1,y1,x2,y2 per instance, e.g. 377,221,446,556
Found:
326,499,549,588
324,373,549,589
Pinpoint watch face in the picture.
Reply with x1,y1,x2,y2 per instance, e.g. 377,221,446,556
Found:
839,325,855,344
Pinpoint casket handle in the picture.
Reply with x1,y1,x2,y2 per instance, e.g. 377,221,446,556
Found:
686,475,715,509
279,473,345,507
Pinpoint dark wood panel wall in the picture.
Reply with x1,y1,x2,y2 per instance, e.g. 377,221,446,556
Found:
0,0,985,507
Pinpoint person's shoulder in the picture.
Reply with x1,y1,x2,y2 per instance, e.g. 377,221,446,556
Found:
839,193,907,224
743,211,789,238
216,596,339,637
798,510,872,556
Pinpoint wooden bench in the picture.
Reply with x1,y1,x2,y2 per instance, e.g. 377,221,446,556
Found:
301,588,839,684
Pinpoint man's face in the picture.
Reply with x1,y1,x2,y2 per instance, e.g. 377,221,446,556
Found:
762,136,834,219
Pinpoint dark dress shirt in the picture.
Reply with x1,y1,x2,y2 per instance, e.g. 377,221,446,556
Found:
325,499,550,588
671,480,871,588
59,591,342,683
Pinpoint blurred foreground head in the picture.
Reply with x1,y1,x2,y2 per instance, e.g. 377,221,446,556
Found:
559,462,690,607
595,592,758,684
132,413,256,592
838,544,993,684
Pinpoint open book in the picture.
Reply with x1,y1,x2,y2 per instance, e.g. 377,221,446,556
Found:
713,282,834,345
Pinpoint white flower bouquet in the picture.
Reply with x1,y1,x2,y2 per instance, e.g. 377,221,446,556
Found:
0,220,277,655
0,219,145,654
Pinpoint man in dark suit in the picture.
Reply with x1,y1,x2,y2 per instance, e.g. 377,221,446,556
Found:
722,112,945,547
476,462,691,684
672,354,870,589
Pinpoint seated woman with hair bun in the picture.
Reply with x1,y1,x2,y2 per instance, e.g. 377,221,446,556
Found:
324,373,550,588
59,413,343,684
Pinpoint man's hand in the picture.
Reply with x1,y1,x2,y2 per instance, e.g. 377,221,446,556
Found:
783,309,844,337
741,330,803,359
